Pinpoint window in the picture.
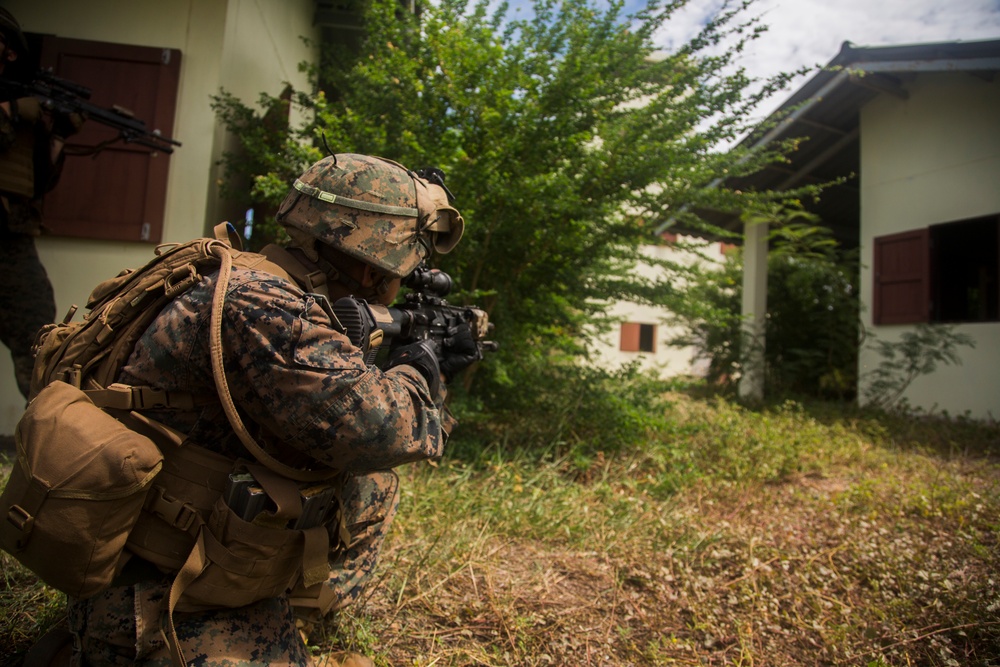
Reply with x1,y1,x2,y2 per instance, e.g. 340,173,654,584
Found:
620,322,657,353
873,214,999,324
32,34,181,243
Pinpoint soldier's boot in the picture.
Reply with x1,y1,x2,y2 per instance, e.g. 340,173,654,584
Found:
22,622,74,667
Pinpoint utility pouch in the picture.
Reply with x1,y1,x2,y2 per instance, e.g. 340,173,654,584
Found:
0,381,163,599
167,464,333,614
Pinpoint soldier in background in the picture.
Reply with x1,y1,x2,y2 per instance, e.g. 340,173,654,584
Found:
0,7,81,399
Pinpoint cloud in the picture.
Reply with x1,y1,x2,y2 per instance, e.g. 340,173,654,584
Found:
723,0,1000,81
641,0,1000,116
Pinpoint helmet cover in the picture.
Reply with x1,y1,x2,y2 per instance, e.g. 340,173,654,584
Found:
277,153,464,278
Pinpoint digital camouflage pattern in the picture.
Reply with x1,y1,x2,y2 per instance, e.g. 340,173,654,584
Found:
0,232,55,397
322,471,400,610
117,266,446,469
67,265,446,664
276,154,463,279
69,581,313,666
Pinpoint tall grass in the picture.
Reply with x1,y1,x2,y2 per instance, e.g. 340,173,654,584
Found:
2,380,998,666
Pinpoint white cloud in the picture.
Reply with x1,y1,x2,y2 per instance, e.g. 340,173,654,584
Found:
717,0,1000,83
643,0,1000,118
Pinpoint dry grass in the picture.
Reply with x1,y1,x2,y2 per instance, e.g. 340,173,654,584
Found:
3,391,999,666
318,395,1000,666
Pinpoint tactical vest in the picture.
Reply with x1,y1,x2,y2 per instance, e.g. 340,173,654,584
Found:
3,223,352,667
0,118,38,199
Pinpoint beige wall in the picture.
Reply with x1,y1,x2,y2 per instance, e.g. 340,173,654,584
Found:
588,241,715,380
0,0,319,433
858,72,1000,420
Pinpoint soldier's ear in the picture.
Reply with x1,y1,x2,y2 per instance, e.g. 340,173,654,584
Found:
360,264,380,288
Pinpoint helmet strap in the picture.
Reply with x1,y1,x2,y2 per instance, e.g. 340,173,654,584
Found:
313,243,392,300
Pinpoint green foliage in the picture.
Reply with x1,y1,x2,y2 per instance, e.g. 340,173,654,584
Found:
662,245,744,385
863,324,977,411
448,359,673,459
766,221,860,398
210,88,322,250
665,206,861,398
310,0,803,366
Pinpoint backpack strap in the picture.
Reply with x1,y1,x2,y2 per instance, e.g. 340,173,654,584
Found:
259,244,329,296
213,221,244,250
207,242,338,483
84,384,205,411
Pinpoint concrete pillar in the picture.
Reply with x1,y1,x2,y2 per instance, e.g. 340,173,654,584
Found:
739,219,768,401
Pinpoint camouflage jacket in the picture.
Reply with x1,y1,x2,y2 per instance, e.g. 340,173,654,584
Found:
118,265,447,473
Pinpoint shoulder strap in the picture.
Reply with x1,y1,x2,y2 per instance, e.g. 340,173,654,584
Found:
212,221,244,249
207,244,337,483
259,244,329,296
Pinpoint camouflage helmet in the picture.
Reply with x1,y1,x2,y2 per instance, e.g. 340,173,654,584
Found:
276,153,465,278
0,8,27,56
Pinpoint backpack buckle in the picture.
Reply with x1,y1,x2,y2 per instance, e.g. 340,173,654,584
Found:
6,505,35,549
164,265,200,299
133,386,171,410
146,486,200,533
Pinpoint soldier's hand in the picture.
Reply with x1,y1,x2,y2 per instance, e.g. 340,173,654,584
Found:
439,323,480,382
51,111,85,140
387,339,442,400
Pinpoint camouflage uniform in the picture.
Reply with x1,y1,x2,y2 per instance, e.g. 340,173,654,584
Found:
67,265,446,665
61,153,469,666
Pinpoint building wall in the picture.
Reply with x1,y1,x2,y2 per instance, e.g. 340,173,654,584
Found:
859,71,1000,419
588,241,718,379
0,0,319,433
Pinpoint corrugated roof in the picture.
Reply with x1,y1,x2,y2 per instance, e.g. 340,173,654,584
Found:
687,38,1000,247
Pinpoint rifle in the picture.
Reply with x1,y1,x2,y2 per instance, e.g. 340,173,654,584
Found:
0,68,181,154
332,263,498,370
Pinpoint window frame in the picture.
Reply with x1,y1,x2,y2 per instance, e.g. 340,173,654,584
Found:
872,214,1000,325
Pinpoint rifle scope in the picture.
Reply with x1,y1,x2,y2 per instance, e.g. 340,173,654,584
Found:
404,265,452,297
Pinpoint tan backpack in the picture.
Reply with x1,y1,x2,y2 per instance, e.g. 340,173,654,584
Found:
0,224,344,666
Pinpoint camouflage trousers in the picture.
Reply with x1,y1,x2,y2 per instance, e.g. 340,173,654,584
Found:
67,471,400,666
0,232,56,398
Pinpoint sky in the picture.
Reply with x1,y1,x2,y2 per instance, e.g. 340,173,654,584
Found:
648,0,1000,113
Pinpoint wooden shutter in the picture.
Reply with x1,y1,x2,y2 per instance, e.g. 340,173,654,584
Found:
37,36,181,243
620,322,641,352
872,229,930,325
620,323,656,352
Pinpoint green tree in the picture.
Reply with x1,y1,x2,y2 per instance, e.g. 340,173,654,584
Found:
665,206,861,399
326,0,807,370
